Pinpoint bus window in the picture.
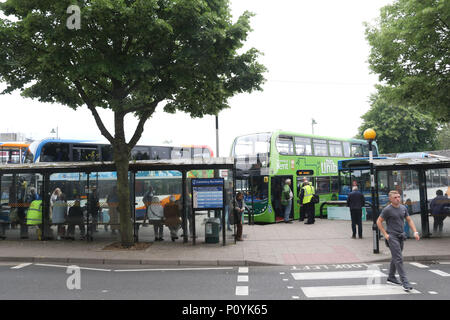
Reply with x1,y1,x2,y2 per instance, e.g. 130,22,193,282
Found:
202,148,212,159
131,146,150,160
331,176,339,193
101,145,113,161
41,143,70,162
343,142,351,157
313,139,329,156
316,176,331,194
171,147,190,159
440,169,449,187
276,136,294,155
150,146,171,160
294,137,312,155
72,144,99,161
329,141,343,157
193,147,204,159
351,144,363,157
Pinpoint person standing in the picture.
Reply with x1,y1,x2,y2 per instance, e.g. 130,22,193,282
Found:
281,179,293,223
142,184,154,226
299,178,315,224
346,186,365,239
298,178,308,222
430,190,450,233
233,192,245,241
107,186,120,235
377,190,420,291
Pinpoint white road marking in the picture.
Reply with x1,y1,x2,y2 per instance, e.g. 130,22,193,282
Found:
301,284,420,298
292,270,386,280
235,286,249,296
34,263,111,272
238,267,248,273
287,286,294,289
428,291,438,295
114,267,233,272
237,275,248,282
11,263,33,269
429,269,450,277
410,262,429,268
292,296,300,299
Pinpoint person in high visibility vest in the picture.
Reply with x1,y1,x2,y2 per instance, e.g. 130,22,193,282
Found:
26,199,43,240
299,178,316,224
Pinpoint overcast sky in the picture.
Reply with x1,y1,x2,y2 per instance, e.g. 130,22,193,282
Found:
0,0,393,156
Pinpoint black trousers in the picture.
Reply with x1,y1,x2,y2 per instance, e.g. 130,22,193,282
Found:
304,202,315,223
350,208,362,237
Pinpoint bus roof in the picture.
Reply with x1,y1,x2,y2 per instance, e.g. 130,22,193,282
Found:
0,142,30,148
273,130,369,143
233,131,371,144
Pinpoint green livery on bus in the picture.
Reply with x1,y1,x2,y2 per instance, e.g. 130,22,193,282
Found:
231,131,379,223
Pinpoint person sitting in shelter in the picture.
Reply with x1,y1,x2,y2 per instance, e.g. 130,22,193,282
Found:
164,195,182,241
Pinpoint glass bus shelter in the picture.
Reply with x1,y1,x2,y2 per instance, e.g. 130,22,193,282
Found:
0,159,236,246
339,157,450,239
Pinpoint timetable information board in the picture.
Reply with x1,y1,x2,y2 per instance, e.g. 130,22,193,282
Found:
192,178,224,210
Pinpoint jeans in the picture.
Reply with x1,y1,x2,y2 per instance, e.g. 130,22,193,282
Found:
284,201,292,222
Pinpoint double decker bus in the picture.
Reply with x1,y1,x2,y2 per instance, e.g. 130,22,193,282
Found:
231,131,379,223
0,142,30,164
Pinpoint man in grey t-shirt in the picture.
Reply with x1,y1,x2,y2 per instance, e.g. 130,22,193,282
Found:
377,190,420,291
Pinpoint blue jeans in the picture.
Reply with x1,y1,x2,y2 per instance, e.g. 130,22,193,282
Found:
284,201,292,222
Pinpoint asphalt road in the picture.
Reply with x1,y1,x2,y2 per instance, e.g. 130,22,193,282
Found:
1,261,449,301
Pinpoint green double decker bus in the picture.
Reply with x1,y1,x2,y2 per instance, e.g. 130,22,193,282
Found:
231,131,379,223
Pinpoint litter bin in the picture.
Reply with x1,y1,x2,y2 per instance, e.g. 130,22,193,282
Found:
205,217,220,243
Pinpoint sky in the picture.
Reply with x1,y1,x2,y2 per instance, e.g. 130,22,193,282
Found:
0,0,393,156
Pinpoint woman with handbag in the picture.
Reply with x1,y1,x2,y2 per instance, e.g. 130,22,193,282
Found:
233,192,245,241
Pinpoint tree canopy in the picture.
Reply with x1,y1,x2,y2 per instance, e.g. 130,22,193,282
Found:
365,0,449,122
0,0,266,245
358,93,440,154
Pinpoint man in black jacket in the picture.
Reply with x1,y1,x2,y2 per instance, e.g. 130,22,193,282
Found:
347,186,365,239
430,189,450,233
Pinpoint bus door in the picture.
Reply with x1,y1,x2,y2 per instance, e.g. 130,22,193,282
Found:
271,175,293,222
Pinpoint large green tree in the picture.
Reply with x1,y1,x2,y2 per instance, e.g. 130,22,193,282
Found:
365,0,450,122
358,94,440,154
0,0,266,246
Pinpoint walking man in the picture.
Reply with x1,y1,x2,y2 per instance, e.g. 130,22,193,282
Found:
347,186,365,239
376,190,420,291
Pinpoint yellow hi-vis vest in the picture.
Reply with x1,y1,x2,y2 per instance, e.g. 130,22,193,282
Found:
26,200,43,225
302,185,315,204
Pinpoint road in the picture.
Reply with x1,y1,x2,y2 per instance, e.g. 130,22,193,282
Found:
1,261,449,300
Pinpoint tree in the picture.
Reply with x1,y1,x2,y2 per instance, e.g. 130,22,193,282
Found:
365,0,450,122
436,123,450,149
358,94,440,154
0,0,266,246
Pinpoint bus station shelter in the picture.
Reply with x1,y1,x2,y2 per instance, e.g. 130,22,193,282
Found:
0,158,236,246
340,157,450,240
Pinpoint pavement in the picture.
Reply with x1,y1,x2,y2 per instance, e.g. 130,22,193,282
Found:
1,218,449,266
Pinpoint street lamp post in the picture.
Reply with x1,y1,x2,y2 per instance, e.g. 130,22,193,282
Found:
364,128,379,254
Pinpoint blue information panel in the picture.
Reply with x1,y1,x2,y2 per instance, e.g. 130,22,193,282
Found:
192,178,224,210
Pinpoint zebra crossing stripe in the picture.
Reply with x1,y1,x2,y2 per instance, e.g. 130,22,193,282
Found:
235,286,249,296
301,284,420,298
410,262,429,268
292,270,386,280
429,270,450,277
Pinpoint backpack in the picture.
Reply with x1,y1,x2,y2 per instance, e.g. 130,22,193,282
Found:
311,194,320,204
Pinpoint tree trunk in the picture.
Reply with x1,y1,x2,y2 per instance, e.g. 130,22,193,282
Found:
114,143,134,247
